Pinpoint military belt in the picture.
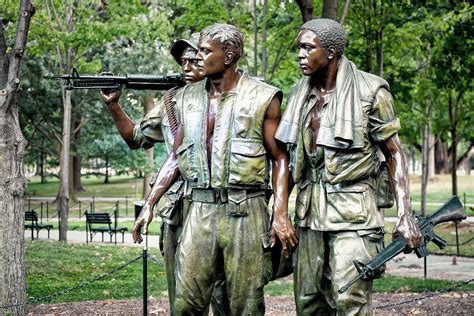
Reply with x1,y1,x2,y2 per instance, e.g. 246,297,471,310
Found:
191,188,266,204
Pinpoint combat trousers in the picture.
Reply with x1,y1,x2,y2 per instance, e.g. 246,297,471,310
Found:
173,194,271,315
160,222,229,315
294,227,384,316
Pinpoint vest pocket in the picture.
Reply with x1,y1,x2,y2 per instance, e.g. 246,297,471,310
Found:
177,139,198,182
228,138,267,186
326,183,369,224
295,179,312,220
155,180,184,225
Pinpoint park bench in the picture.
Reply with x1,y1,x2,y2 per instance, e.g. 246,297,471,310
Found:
85,212,127,243
24,210,53,240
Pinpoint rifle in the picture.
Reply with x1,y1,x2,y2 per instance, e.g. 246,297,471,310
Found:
51,68,185,91
338,196,466,294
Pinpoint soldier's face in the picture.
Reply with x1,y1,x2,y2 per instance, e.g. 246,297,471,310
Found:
181,48,203,84
196,39,226,78
296,29,330,76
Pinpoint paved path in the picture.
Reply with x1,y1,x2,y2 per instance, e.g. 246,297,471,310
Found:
26,229,161,248
26,228,474,282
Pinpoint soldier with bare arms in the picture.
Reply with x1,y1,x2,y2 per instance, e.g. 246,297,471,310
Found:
131,23,298,315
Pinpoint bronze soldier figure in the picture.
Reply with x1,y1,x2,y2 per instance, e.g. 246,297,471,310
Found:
275,19,422,315
100,33,228,314
132,23,298,315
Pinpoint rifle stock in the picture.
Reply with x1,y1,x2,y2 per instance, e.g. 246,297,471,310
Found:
338,196,466,294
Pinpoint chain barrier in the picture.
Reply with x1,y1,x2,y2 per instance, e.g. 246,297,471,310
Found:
148,254,165,266
374,278,474,310
0,254,142,311
2,250,472,312
447,237,474,246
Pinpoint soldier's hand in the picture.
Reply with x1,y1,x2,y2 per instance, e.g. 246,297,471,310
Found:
99,71,122,104
271,213,298,258
131,203,153,244
392,213,422,252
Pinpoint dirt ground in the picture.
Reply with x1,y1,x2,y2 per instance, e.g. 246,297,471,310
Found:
27,292,474,315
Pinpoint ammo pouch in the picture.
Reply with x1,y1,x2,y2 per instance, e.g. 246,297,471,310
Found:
155,180,184,225
359,229,386,280
375,161,394,208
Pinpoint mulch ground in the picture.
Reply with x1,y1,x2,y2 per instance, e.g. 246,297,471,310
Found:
27,292,474,315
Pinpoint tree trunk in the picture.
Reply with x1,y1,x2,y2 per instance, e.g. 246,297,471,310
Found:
55,1,75,241
104,152,109,184
72,110,84,192
0,2,34,314
253,0,258,77
376,0,384,77
142,94,155,198
322,0,338,20
435,139,449,174
339,0,350,25
366,0,374,73
427,133,435,179
73,154,84,191
421,127,433,215
295,0,313,22
58,88,72,241
261,0,268,80
448,92,462,196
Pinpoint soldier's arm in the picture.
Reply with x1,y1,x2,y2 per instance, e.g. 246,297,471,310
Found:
100,89,140,149
131,125,184,243
379,134,422,250
263,95,298,257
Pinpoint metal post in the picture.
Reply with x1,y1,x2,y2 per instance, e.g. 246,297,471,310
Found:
46,201,49,220
114,201,118,245
423,257,427,279
40,202,43,224
79,201,82,219
143,235,148,315
90,201,93,214
455,221,460,256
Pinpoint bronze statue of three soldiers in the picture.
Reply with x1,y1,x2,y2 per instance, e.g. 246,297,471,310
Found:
102,19,421,316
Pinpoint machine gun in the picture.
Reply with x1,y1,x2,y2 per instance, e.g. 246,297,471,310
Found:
338,196,466,294
51,68,185,91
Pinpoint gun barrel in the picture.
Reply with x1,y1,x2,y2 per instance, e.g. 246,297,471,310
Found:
338,275,363,294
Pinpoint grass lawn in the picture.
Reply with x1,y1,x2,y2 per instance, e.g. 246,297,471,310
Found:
26,240,474,305
26,240,167,304
27,175,142,198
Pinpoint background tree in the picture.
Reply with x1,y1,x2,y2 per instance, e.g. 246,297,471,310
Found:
0,1,35,314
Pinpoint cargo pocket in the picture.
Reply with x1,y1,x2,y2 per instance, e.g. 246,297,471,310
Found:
155,180,184,224
359,229,386,280
295,179,312,221
227,190,248,217
177,139,198,182
228,138,267,186
326,183,368,224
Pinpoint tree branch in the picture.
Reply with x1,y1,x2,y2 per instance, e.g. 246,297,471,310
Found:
457,141,473,166
339,0,351,25
2,0,35,112
0,18,9,88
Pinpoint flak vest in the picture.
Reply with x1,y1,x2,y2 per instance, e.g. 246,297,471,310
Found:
175,71,281,189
